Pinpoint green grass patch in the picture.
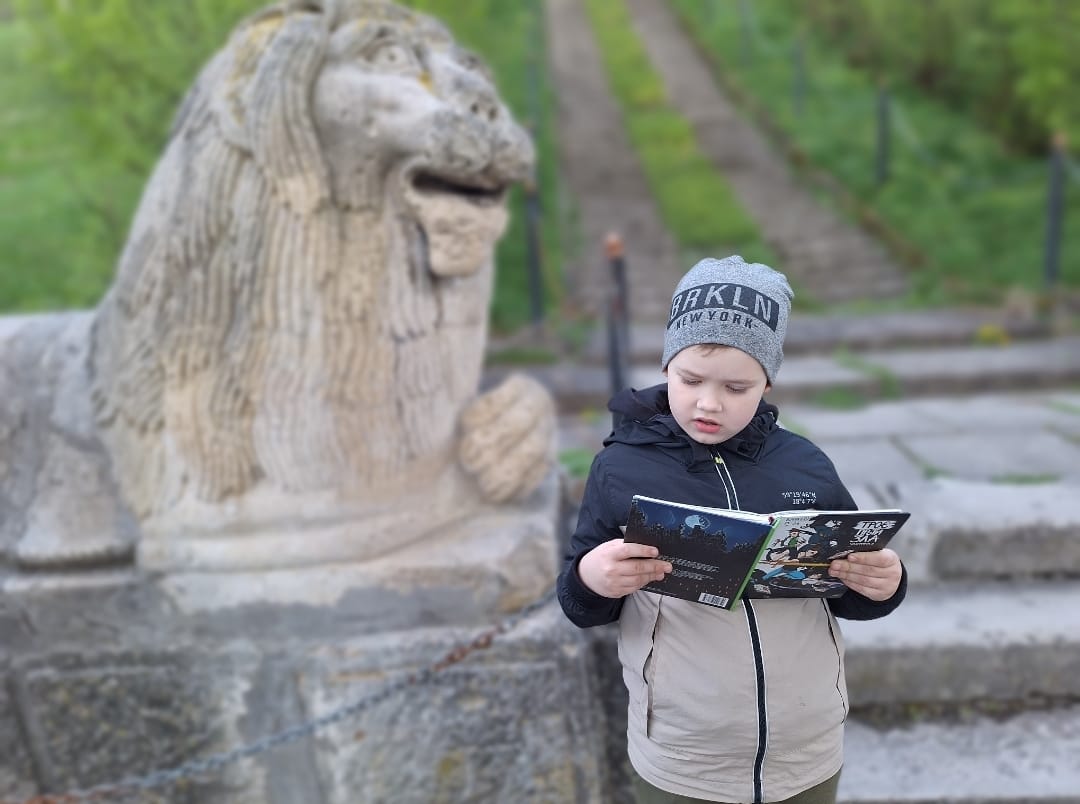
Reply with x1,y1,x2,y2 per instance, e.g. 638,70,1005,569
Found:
833,350,903,399
0,21,128,310
415,0,568,334
807,387,867,410
583,0,772,265
0,3,564,334
559,447,596,480
671,0,1080,304
775,414,808,437
990,473,1061,485
888,435,949,479
1046,399,1080,416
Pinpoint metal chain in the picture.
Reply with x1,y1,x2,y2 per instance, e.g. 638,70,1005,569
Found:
3,588,559,804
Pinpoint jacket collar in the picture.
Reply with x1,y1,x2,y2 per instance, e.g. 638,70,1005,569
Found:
605,383,778,466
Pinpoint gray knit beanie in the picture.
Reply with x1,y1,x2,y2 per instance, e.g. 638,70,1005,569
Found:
662,256,793,383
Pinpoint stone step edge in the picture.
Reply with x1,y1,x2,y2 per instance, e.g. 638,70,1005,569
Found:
838,704,1080,803
486,334,1080,412
841,579,1080,707
849,477,1080,585
569,309,1054,364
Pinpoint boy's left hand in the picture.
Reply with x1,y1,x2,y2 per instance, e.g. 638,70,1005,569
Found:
829,548,902,601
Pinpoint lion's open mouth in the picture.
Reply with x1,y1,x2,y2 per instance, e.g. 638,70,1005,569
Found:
411,172,507,207
404,167,512,277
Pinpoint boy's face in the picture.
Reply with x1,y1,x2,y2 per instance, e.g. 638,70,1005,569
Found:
663,344,769,445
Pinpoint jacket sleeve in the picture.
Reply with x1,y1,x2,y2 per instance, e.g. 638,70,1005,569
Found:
820,455,910,620
556,455,627,628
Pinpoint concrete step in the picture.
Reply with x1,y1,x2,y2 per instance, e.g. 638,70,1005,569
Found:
848,478,1080,586
840,704,1080,803
842,580,1080,708
575,309,1054,365
489,334,1080,412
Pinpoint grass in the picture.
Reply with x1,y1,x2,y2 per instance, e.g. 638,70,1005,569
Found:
558,447,596,480
0,4,565,334
990,473,1060,485
807,387,868,410
888,435,949,480
1046,399,1080,416
671,0,1080,305
833,350,903,399
582,0,774,267
0,21,130,311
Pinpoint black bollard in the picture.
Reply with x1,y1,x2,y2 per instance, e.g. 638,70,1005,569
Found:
1043,132,1067,293
605,233,630,426
875,81,891,187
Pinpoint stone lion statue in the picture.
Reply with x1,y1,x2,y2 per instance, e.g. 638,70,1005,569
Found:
0,0,555,576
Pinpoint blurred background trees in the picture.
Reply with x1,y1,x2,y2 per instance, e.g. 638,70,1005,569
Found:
1,0,561,331
1,0,1077,321
801,0,1079,155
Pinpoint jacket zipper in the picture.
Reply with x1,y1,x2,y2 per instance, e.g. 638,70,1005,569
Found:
713,449,767,803
710,451,739,509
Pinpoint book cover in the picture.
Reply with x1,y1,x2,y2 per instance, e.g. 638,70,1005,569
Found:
743,510,910,599
624,495,773,610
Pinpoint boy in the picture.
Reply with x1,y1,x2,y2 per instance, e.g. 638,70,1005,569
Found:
556,256,905,804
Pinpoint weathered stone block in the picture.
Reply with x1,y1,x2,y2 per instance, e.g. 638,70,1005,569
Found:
6,651,260,802
296,608,606,803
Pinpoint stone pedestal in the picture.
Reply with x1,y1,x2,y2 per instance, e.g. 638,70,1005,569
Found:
0,589,607,803
0,479,611,803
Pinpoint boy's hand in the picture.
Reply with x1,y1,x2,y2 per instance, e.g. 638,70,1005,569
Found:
578,539,672,598
829,548,902,601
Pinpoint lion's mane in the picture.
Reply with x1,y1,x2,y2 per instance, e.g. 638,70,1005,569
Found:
90,1,496,519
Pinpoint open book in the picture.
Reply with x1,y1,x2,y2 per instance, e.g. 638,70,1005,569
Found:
624,495,909,610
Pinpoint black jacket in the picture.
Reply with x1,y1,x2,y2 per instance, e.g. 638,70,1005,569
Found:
557,384,907,626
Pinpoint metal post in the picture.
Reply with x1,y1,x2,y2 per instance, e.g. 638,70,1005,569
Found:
523,0,545,328
738,0,753,68
525,169,545,327
1043,132,1067,292
875,81,891,186
792,35,806,118
605,233,630,412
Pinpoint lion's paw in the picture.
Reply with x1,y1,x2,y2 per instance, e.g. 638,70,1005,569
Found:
458,373,556,503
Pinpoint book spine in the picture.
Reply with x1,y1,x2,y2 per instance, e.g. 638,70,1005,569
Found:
729,522,779,609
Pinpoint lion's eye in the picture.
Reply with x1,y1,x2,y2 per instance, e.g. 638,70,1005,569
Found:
366,41,419,74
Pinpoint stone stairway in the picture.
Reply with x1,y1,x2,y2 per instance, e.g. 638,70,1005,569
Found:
625,0,910,304
487,308,1080,418
838,479,1080,802
544,0,681,324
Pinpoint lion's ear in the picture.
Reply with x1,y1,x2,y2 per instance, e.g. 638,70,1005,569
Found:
211,6,332,216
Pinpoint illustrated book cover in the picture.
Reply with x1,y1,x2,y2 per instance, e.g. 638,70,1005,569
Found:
623,495,774,610
624,495,910,609
743,509,910,599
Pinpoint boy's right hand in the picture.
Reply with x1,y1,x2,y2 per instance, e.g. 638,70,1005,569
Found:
577,539,673,598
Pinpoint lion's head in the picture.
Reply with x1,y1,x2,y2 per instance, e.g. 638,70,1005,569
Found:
88,0,536,556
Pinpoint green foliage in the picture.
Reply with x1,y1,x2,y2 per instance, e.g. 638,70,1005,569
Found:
2,0,263,310
583,0,771,263
1,0,563,332
990,473,1060,485
807,387,867,410
558,447,596,480
411,0,565,333
672,0,1080,302
797,0,1080,154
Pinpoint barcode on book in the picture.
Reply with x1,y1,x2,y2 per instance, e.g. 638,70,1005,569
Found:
697,592,729,608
